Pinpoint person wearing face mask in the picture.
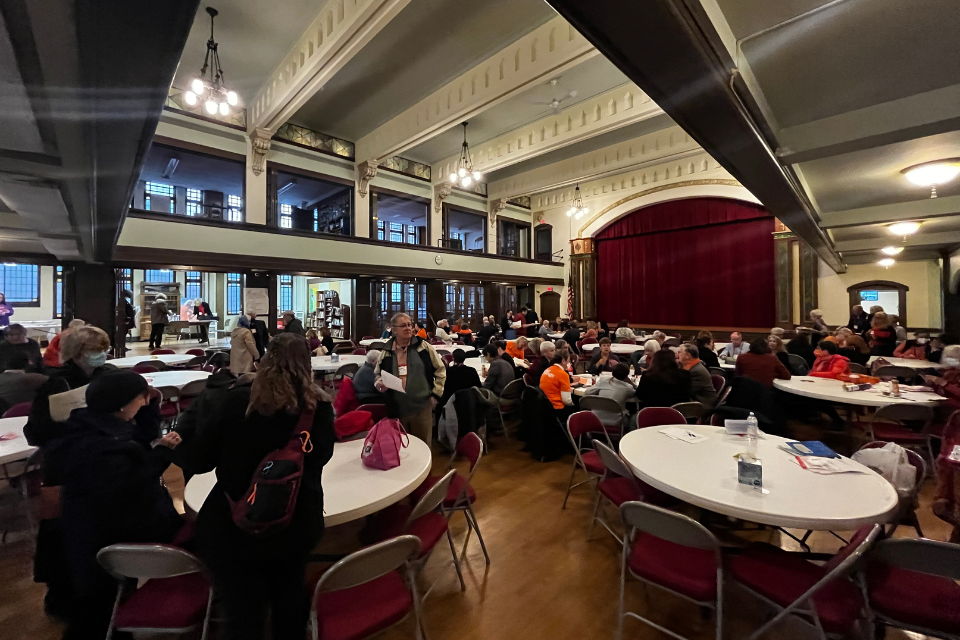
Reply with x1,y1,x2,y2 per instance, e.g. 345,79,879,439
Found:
894,331,932,360
941,344,960,369
47,370,183,639
25,326,114,448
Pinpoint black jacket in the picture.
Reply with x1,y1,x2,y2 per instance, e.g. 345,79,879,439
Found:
847,312,870,335
284,318,306,336
525,310,539,338
249,319,269,356
192,386,336,563
698,346,720,370
475,324,499,348
562,328,581,353
321,335,335,354
46,404,182,594
787,339,816,368
635,369,691,408
25,361,116,449
440,364,481,409
0,339,43,372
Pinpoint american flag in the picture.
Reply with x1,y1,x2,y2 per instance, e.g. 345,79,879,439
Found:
566,271,574,318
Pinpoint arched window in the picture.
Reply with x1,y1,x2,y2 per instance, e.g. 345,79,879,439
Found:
847,280,909,326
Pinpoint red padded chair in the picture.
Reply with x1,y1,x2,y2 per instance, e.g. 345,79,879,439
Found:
310,536,424,640
151,349,175,355
730,524,881,639
353,347,367,356
410,432,489,564
618,501,723,640
619,339,636,345
97,544,213,640
861,404,937,473
132,364,159,374
368,470,465,597
2,402,32,418
862,537,960,639
186,349,205,356
858,441,926,536
635,407,687,430
356,404,388,424
590,441,644,543
361,335,375,340
561,411,612,509
711,375,725,392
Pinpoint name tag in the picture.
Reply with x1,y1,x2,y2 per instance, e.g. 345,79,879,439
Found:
251,329,256,334
398,365,408,376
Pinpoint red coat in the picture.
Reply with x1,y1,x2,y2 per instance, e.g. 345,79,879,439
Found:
809,353,850,379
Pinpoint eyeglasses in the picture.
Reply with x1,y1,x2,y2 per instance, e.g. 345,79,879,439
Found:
394,323,414,329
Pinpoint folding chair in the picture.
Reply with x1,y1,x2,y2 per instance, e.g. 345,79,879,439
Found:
562,411,613,508
862,404,936,473
356,403,388,424
368,341,386,350
671,401,704,424
310,535,425,640
729,524,881,640
618,501,723,640
410,432,489,564
154,386,182,422
97,543,213,640
151,349,175,355
847,363,869,375
2,402,31,418
589,442,644,544
711,375,726,392
176,379,209,413
496,378,525,442
369,470,465,598
578,395,628,437
857,441,926,537
182,356,207,370
875,365,920,384
635,407,686,430
186,348,205,357
861,537,960,639
787,354,809,375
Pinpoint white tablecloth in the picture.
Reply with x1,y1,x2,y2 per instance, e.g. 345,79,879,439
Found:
620,424,898,530
773,376,944,407
184,437,433,526
312,355,367,372
867,356,943,370
110,354,195,368
0,417,34,465
582,343,643,354
140,370,211,391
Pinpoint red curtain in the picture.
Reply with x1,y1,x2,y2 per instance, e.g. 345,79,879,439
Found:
595,198,775,328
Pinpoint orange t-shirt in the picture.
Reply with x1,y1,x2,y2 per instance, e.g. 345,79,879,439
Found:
416,328,427,339
539,364,571,409
505,341,524,359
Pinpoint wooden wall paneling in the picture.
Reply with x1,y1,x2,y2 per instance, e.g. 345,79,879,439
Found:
798,241,819,323
774,237,794,328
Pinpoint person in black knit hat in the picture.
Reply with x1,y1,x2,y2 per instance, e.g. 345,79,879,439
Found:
46,369,184,639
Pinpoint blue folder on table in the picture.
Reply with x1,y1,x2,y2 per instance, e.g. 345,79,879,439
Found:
784,441,839,459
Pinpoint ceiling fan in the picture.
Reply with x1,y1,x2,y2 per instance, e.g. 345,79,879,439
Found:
532,77,578,114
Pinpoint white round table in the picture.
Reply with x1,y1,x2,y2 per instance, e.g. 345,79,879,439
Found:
140,370,211,390
581,342,643,354
867,356,943,370
773,376,944,407
312,355,367,372
547,332,566,340
619,425,898,530
432,344,474,354
0,417,35,466
359,339,385,347
110,354,196,368
183,437,433,526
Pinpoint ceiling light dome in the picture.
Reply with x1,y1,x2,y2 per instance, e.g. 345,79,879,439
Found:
881,246,904,256
878,258,896,268
902,159,960,198
888,221,920,236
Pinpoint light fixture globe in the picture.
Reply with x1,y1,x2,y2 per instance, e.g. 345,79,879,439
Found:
218,102,230,116
566,208,575,217
449,122,481,190
878,258,896,268
226,91,238,106
186,8,236,117
449,172,458,183
881,246,904,256
888,221,920,236
204,99,218,114
183,90,198,106
902,160,960,186
461,176,472,187
190,78,204,95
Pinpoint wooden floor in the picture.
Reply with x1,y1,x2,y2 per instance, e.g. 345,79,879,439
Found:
1,414,950,640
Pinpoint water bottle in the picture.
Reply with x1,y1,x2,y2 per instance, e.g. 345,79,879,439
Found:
746,412,759,441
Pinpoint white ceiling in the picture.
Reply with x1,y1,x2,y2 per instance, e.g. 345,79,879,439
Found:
172,0,322,105
703,0,960,262
402,54,630,164
288,0,557,141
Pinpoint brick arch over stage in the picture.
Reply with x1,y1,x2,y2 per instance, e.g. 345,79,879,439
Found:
595,197,775,328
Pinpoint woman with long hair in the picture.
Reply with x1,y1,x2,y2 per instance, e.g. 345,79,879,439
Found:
192,334,336,640
695,330,720,369
869,311,898,357
635,349,691,407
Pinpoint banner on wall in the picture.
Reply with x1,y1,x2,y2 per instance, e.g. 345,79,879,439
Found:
243,288,270,317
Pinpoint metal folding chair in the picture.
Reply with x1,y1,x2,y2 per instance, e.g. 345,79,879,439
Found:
97,543,213,640
496,378,525,442
310,535,425,640
863,404,936,473
671,401,705,424
578,394,628,436
875,365,920,384
618,501,723,640
562,411,613,508
589,441,643,544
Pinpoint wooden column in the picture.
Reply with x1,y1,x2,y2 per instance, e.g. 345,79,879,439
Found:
569,237,596,320
425,280,445,329
798,241,820,323
773,220,795,329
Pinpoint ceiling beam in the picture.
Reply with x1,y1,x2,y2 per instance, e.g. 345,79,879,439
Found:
545,0,846,273
432,83,662,182
777,84,960,165
835,230,960,253
354,15,598,163
247,0,413,134
487,124,701,200
820,195,960,229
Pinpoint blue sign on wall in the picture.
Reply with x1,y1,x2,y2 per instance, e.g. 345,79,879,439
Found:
860,291,879,301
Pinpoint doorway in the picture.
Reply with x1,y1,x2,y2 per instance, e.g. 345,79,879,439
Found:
540,291,561,323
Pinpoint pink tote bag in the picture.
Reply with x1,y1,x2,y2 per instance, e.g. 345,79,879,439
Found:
361,418,409,470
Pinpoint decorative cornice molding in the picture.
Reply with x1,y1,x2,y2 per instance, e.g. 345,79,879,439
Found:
576,179,742,238
433,183,452,213
357,159,381,197
250,128,272,176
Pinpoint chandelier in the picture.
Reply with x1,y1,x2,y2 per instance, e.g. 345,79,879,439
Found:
566,184,588,219
448,122,482,188
183,7,237,116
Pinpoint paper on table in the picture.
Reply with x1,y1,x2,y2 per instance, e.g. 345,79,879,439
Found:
0,432,20,441
380,370,406,393
49,385,88,422
794,456,864,475
659,426,709,444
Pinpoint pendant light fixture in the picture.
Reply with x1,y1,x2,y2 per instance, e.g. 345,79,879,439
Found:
566,184,588,219
183,7,237,116
448,122,482,189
